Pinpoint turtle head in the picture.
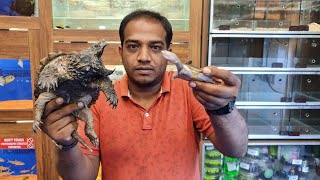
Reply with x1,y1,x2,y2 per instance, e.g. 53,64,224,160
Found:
91,41,107,57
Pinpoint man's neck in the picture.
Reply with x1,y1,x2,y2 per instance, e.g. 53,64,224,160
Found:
128,82,162,109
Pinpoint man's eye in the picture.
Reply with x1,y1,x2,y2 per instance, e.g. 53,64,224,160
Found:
151,45,162,51
127,44,138,49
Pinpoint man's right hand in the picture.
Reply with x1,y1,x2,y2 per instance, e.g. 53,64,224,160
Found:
40,97,84,147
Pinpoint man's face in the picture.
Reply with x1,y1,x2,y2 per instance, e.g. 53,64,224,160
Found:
119,18,168,88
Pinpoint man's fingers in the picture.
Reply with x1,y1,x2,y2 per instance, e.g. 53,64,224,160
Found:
47,115,76,132
42,97,64,118
190,81,236,99
53,122,78,146
202,66,241,87
193,90,230,110
44,102,84,126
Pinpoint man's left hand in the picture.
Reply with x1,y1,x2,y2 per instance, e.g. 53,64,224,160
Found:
189,66,240,110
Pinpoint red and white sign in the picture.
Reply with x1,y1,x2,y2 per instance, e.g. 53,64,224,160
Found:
0,138,35,149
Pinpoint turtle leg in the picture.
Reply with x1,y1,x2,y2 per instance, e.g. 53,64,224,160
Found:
88,78,118,108
33,92,57,132
73,108,97,152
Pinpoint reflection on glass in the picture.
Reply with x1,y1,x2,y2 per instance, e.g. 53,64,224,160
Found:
239,109,320,136
234,74,319,103
52,0,190,30
0,0,36,16
210,37,320,68
211,0,320,32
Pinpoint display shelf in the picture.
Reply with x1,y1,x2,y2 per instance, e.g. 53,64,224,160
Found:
0,122,34,138
216,67,320,74
202,141,320,180
236,102,320,109
0,110,33,121
206,0,320,142
209,32,320,38
0,16,39,29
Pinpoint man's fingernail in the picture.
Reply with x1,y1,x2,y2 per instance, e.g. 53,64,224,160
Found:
56,98,63,104
189,82,196,88
203,67,211,74
78,102,84,108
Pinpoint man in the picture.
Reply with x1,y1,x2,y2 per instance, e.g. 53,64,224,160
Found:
40,10,248,179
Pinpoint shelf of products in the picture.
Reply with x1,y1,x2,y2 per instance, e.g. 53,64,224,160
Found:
202,142,320,180
207,0,320,140
203,1,320,179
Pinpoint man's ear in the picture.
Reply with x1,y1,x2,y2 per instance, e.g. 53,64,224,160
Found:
118,45,122,55
118,45,123,63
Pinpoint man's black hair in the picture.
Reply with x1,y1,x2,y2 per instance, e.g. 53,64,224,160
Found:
119,9,173,48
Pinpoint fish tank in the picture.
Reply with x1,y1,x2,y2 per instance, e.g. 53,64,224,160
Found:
52,0,190,30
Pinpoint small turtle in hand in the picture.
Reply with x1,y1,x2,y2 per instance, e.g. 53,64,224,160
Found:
161,50,216,83
33,41,118,151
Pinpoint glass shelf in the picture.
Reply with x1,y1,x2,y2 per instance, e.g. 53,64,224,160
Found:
210,0,320,34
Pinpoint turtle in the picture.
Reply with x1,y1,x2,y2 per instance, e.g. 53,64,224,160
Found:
161,50,217,83
33,41,118,151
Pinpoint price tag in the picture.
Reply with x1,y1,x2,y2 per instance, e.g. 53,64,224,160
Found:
247,148,259,156
302,166,309,173
240,162,250,170
292,159,302,165
227,162,237,171
289,175,298,180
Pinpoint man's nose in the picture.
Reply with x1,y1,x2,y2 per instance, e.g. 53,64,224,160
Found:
137,46,151,62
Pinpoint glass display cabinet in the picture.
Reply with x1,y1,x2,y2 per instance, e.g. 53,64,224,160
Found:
52,0,190,30
202,142,320,180
207,0,320,139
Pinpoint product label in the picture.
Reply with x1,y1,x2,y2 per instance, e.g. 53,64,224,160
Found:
240,162,250,170
288,175,298,180
302,166,309,173
292,159,302,165
247,148,259,156
206,146,214,151
227,162,237,171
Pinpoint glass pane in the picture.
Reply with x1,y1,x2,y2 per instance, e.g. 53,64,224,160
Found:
203,143,320,180
0,0,36,16
239,109,320,136
0,60,32,102
211,0,320,32
52,0,190,30
209,37,320,68
235,74,320,103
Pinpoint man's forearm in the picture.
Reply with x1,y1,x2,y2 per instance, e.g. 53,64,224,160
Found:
208,109,248,158
56,146,99,180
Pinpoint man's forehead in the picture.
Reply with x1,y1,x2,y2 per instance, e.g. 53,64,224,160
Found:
123,18,166,40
